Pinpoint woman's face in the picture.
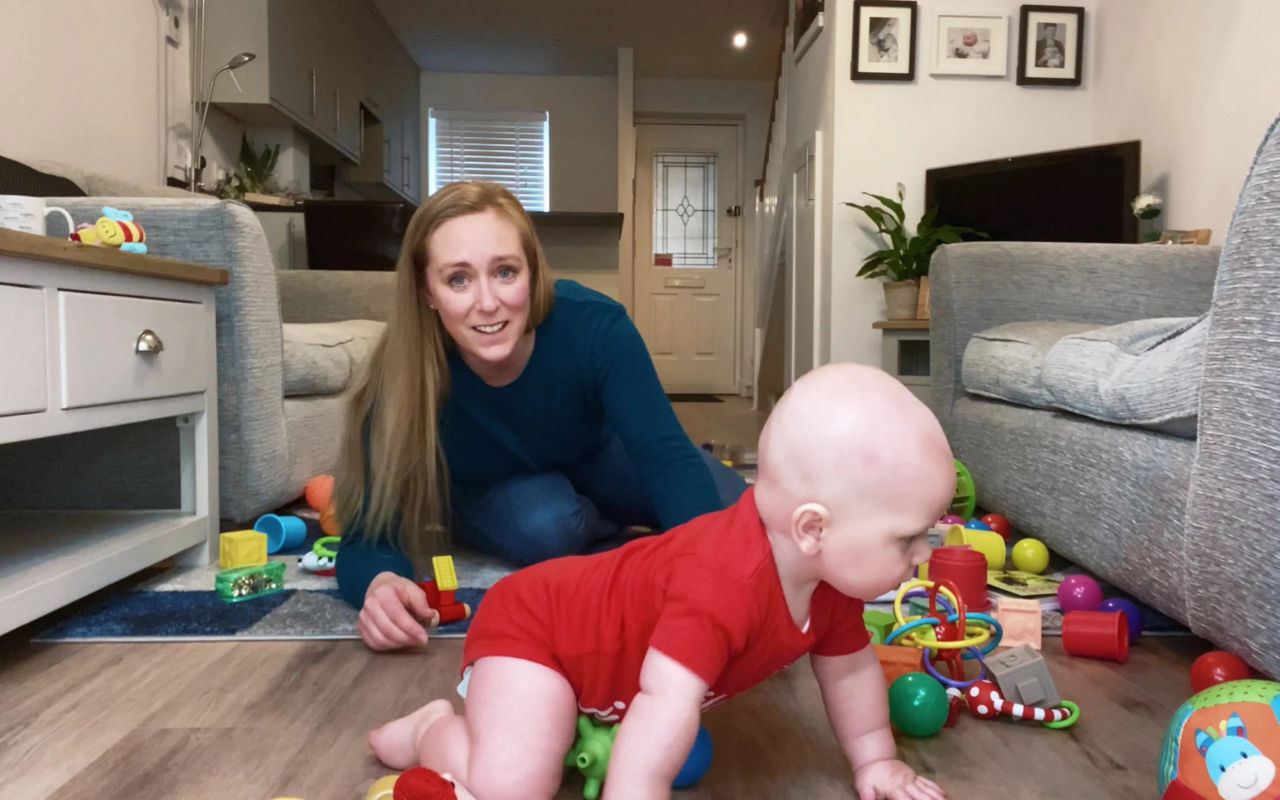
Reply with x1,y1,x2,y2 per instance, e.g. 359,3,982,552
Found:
423,208,532,373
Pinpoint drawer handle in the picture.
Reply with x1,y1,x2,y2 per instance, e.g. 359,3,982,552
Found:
135,330,165,354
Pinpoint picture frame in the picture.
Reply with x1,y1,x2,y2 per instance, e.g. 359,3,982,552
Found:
931,12,1008,77
1016,4,1084,86
794,0,825,63
851,1,918,82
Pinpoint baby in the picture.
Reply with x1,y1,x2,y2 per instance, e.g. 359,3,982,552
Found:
369,363,955,800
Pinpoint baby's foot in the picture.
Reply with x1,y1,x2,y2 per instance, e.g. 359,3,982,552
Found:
368,698,455,770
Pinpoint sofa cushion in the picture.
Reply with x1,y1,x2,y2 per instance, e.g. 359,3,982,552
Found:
962,321,1103,408
282,319,384,397
1041,315,1207,438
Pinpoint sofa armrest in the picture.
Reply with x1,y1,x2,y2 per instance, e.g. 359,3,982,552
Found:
46,197,288,522
277,270,397,324
929,241,1219,424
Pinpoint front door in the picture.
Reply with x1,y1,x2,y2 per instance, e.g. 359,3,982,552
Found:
633,124,740,393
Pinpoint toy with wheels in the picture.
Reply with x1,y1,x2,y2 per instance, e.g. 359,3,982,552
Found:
566,713,713,798
1158,679,1280,800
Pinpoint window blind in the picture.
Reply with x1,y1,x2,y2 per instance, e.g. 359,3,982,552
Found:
428,109,549,211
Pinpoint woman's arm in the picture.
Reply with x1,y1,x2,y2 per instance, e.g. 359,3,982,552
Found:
334,535,415,607
591,310,723,529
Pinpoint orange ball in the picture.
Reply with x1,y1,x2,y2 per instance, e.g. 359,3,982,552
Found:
319,504,340,536
305,474,335,512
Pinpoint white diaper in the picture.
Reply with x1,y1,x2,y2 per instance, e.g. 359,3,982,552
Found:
457,664,473,698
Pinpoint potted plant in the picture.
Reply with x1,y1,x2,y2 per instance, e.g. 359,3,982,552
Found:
844,183,988,319
217,134,281,201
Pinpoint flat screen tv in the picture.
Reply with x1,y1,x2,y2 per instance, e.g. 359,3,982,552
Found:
924,141,1140,244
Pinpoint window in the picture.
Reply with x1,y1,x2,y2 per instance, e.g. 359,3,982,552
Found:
428,109,550,211
652,152,718,267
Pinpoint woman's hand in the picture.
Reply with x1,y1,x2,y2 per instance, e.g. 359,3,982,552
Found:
358,571,439,651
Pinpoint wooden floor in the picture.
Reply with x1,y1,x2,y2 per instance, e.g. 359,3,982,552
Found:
0,396,1212,798
0,632,1209,799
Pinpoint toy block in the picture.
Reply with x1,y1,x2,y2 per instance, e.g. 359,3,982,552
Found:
864,608,896,644
995,596,1043,650
431,555,459,591
218,529,267,569
215,560,285,602
874,644,923,686
985,644,1060,707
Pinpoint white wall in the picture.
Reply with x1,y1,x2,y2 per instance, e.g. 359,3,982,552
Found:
0,0,184,186
420,71,617,211
634,77,773,392
1092,0,1280,239
830,0,1100,369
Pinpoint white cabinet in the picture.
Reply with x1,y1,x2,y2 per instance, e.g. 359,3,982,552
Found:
0,284,46,417
204,0,419,174
0,230,224,635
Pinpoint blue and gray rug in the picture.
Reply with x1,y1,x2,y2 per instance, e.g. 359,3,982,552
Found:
33,527,512,642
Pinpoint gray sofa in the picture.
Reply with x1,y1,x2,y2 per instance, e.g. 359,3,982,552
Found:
929,112,1280,677
40,195,394,522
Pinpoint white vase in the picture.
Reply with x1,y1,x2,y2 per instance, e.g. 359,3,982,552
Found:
883,279,920,320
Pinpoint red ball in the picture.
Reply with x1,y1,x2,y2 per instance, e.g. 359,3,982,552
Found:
980,513,1012,540
1190,650,1252,693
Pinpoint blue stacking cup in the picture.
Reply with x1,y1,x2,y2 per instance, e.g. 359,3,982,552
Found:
254,513,307,553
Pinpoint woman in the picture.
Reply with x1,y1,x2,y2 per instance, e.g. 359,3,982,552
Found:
334,181,746,651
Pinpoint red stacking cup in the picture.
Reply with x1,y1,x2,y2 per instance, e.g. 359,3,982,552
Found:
1061,610,1129,663
927,546,989,612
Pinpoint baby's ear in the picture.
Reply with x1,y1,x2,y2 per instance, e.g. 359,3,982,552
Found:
791,502,830,555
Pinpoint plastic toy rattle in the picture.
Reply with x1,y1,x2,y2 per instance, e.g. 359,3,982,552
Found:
298,536,340,575
887,578,1002,689
962,680,1080,729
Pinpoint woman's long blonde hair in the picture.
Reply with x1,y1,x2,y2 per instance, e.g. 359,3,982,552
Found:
334,181,556,572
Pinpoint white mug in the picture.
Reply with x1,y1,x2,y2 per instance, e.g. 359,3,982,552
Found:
0,195,75,236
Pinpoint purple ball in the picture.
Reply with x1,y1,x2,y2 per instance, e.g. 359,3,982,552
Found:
1097,597,1143,642
1057,574,1104,613
939,515,965,525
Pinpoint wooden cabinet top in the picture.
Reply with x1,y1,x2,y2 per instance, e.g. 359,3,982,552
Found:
0,229,228,286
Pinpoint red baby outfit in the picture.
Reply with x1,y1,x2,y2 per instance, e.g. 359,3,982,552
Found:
462,488,870,722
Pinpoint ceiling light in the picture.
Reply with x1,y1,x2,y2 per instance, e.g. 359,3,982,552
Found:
732,32,748,49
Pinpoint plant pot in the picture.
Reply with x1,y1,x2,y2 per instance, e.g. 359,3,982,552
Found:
883,279,920,320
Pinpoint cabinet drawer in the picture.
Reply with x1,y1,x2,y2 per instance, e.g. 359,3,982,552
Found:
0,284,47,416
59,291,208,409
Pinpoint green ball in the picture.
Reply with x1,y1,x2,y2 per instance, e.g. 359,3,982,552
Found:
887,673,949,737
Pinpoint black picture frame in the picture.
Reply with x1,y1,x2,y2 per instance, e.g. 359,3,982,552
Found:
1016,4,1084,87
851,0,918,82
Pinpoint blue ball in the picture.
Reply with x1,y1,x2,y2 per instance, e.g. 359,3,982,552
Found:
964,519,992,531
672,724,713,788
1097,596,1143,642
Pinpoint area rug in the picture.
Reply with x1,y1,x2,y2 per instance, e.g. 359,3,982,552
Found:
33,522,514,643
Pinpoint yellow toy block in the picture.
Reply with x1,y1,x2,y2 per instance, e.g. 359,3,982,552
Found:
219,529,267,569
431,555,458,591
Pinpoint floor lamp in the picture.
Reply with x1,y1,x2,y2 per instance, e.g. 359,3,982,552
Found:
190,52,256,192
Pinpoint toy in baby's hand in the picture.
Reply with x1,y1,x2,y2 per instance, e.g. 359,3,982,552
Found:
69,206,147,253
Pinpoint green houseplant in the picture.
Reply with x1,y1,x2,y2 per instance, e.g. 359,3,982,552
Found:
843,183,988,319
217,134,281,200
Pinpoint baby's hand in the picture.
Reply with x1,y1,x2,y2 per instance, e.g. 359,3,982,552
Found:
853,758,946,800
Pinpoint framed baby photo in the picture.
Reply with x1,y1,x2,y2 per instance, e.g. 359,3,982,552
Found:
851,0,917,82
931,12,1008,77
1016,4,1084,86
794,0,825,62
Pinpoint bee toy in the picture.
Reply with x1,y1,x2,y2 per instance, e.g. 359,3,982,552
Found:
69,206,147,253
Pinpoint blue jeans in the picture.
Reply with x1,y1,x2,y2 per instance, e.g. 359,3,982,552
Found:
451,436,747,566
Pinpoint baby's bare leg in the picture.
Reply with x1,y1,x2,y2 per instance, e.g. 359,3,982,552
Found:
420,656,578,800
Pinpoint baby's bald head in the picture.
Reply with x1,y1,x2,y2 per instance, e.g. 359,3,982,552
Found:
754,363,955,533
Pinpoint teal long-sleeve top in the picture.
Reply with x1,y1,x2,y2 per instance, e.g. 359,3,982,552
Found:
335,279,722,606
